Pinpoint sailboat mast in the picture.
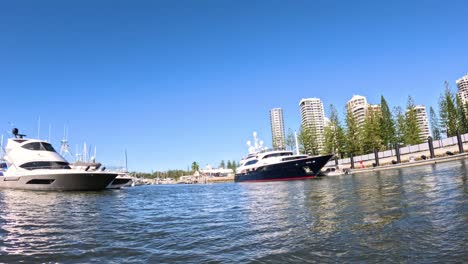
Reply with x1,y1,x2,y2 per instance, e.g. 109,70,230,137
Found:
0,134,3,158
125,149,128,172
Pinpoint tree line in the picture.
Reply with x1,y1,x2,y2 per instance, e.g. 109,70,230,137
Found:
285,81,468,158
190,160,240,172
218,160,240,172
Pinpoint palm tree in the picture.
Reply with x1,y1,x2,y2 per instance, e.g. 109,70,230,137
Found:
191,162,199,172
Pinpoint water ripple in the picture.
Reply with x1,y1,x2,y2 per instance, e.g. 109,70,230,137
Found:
1,160,467,263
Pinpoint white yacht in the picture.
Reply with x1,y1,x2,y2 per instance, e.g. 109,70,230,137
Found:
0,129,118,191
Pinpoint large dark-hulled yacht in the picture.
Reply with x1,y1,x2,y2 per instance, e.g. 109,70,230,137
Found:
235,150,333,182
234,132,333,182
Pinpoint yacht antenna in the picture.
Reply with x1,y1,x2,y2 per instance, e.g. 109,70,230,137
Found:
83,142,87,163
48,124,51,142
253,131,259,150
37,116,41,139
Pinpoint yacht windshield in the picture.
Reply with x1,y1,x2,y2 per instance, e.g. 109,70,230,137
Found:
22,142,57,152
20,161,70,170
244,160,258,166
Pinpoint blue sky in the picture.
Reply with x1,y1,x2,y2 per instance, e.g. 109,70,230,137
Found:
1,0,467,171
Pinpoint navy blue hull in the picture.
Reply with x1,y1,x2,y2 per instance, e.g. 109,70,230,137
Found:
235,154,333,182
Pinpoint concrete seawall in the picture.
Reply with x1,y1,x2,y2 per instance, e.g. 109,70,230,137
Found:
347,153,468,175
326,142,468,170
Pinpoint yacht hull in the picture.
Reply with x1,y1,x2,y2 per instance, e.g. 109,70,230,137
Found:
235,154,333,182
0,172,117,191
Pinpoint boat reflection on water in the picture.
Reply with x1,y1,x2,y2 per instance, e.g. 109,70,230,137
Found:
0,189,121,258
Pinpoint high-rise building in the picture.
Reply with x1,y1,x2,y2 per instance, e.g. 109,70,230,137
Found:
369,104,381,113
414,105,430,141
346,95,381,127
299,98,325,150
457,74,468,104
269,108,285,149
346,95,368,127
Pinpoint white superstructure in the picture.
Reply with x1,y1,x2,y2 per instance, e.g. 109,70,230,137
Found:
269,108,285,150
299,98,326,151
4,138,71,175
236,149,308,174
456,74,468,104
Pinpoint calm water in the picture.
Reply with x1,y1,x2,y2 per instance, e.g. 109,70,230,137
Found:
1,161,467,263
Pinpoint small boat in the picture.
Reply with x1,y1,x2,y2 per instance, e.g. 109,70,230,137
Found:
0,128,117,191
321,166,345,176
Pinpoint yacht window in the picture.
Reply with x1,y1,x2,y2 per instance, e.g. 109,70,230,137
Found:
263,152,293,159
22,142,57,152
20,161,70,170
244,160,258,166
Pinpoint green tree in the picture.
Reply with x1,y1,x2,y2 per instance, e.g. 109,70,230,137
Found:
379,95,396,149
439,81,458,137
227,160,232,170
456,96,468,134
394,106,405,144
429,106,441,140
361,105,383,153
285,128,296,151
230,160,238,172
191,161,199,172
323,104,346,156
404,96,423,145
219,160,225,169
345,107,362,155
298,125,319,155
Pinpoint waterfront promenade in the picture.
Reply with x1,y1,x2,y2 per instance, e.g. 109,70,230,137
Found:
349,152,468,175
325,132,468,173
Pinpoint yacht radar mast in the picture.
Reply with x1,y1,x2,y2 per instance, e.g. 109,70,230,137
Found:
60,127,75,161
247,131,268,154
12,128,26,139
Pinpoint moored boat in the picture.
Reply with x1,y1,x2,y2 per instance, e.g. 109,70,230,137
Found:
0,128,117,191
234,132,333,182
235,150,333,182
